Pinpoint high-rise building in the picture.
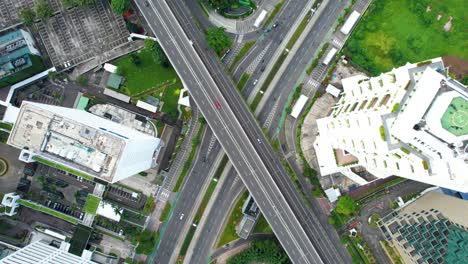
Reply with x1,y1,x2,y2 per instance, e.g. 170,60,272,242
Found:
313,58,467,192
0,239,95,264
7,101,161,183
378,190,468,264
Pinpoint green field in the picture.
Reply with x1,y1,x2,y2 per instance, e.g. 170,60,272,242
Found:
345,0,468,75
252,214,272,234
217,191,249,248
113,48,182,120
114,49,180,95
83,194,101,215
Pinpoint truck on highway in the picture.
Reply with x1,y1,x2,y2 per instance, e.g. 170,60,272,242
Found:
340,10,361,35
254,10,268,28
322,48,338,66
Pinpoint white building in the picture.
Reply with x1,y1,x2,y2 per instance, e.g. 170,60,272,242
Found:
313,58,468,192
0,193,20,216
0,239,96,264
8,102,161,183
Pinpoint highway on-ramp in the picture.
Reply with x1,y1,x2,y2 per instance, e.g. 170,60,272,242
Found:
137,0,324,263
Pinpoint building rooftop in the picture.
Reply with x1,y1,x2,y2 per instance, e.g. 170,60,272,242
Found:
0,239,96,264
8,102,160,183
313,58,468,192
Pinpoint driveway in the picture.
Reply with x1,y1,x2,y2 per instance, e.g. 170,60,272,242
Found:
355,180,430,264
0,144,24,193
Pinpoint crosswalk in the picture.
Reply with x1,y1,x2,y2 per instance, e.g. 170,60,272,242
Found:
246,42,271,74
236,20,253,34
206,134,217,156
332,38,344,48
157,187,171,202
263,99,280,130
304,78,320,89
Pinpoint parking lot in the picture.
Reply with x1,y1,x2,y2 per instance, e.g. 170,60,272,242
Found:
35,0,129,70
11,79,64,107
105,185,147,211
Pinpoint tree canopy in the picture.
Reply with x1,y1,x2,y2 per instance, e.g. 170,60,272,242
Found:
207,0,236,14
206,27,232,55
35,0,53,20
336,195,358,216
19,8,36,26
144,39,170,68
111,0,129,15
134,229,157,255
62,0,96,7
227,239,290,264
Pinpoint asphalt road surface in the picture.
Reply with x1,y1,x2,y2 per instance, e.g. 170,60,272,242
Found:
189,169,244,264
258,0,349,134
164,0,352,263
137,0,328,263
150,126,221,262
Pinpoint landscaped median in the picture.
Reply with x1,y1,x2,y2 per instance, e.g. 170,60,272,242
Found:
217,191,249,247
178,156,228,260
18,199,79,224
33,156,95,181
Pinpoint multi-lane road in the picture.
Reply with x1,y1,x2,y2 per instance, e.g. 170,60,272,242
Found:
137,0,329,263
166,0,351,262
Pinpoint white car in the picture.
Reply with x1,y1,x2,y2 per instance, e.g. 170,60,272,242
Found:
253,79,258,86
179,213,184,220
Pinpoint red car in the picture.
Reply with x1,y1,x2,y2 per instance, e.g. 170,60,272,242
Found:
215,101,221,109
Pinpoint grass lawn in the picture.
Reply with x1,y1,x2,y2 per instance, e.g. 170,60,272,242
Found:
345,0,468,75
237,73,250,91
114,49,180,96
216,191,249,248
368,213,380,228
252,214,272,234
113,48,183,120
84,194,101,215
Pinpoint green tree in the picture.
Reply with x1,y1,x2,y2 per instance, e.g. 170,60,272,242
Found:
62,0,95,7
206,27,232,55
76,75,88,85
135,229,156,254
145,39,169,67
130,53,141,66
75,0,95,7
20,8,36,26
461,75,468,85
36,0,53,20
111,0,129,15
336,195,357,216
208,0,234,14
